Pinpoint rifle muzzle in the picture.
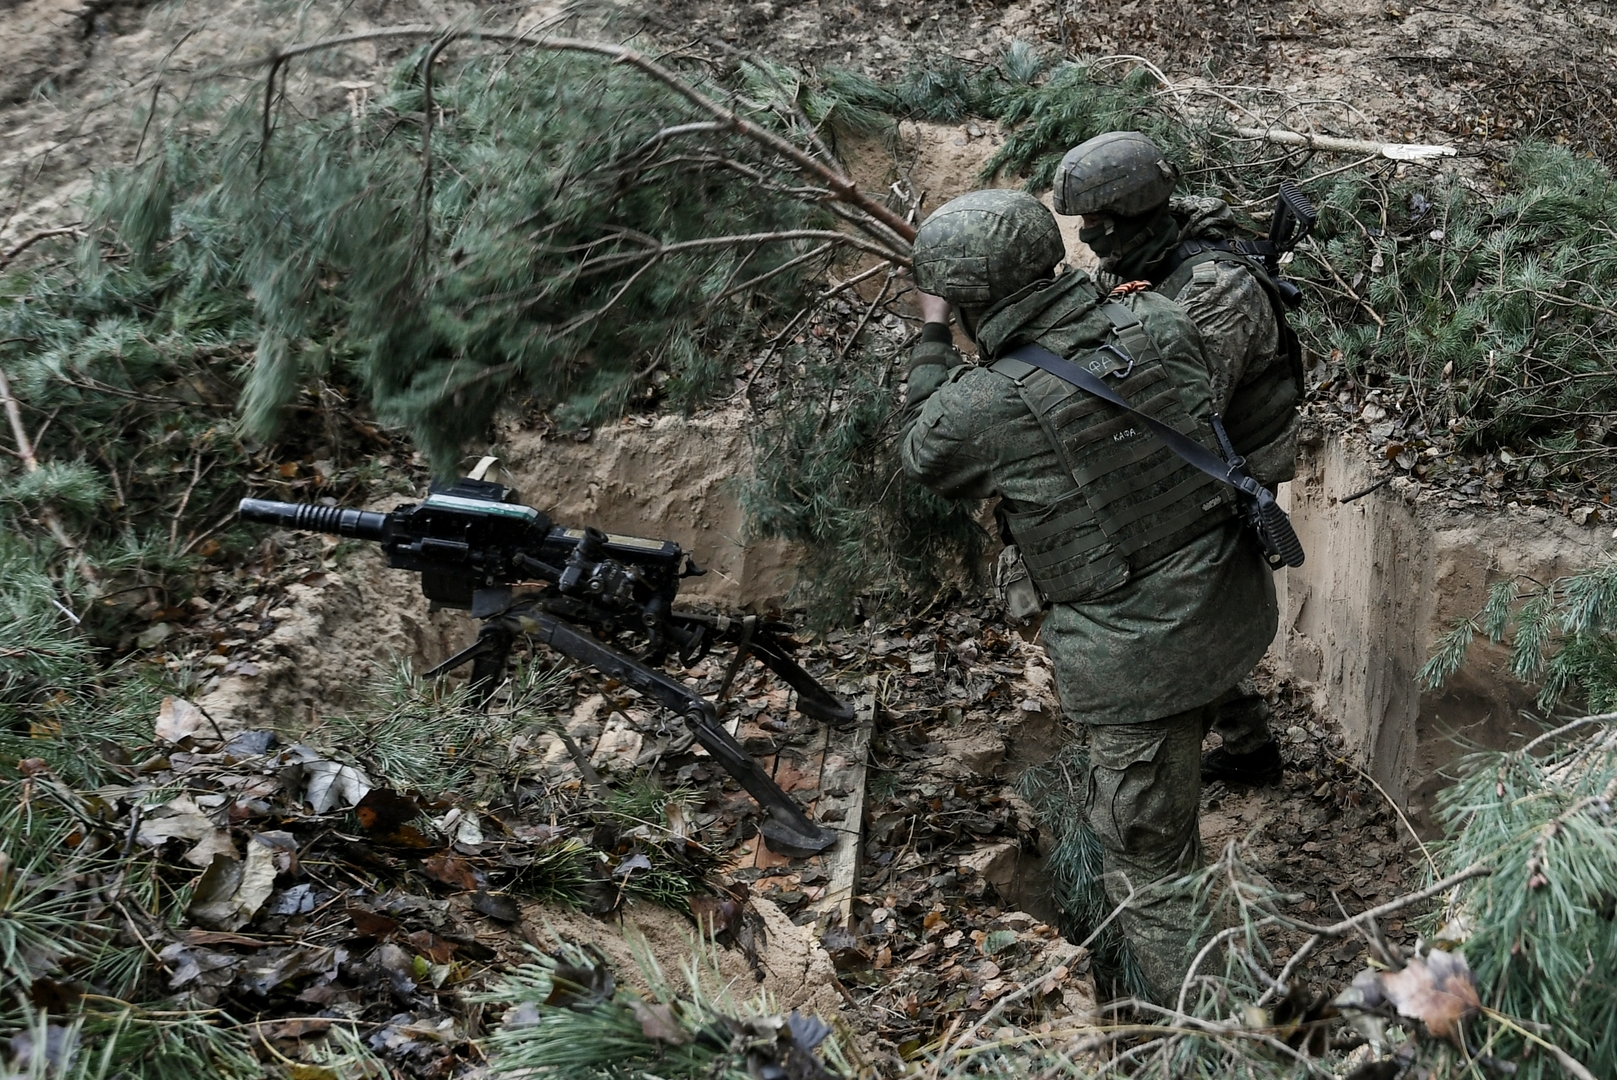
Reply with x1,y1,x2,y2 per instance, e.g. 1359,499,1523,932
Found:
238,499,389,541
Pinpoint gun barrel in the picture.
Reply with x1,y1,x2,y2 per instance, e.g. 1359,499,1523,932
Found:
238,498,389,541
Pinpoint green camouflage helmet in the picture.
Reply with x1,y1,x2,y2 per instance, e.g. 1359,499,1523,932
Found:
912,190,1065,307
1052,131,1177,218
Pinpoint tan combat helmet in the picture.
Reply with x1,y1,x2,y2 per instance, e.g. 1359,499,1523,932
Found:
912,190,1065,308
1052,131,1178,218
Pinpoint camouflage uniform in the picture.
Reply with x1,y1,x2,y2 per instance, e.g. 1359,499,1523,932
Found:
1098,196,1299,495
1056,134,1301,760
900,192,1279,999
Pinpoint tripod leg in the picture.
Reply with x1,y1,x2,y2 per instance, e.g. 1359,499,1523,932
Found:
467,622,515,711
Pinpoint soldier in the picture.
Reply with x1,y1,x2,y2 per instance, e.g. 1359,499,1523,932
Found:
1052,131,1304,788
899,189,1279,1002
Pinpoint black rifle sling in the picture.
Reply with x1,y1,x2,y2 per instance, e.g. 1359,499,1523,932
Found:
1005,342,1249,493
1003,341,1305,567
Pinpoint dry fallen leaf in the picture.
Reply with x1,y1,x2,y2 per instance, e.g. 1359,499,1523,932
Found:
303,759,371,814
188,842,278,931
1378,950,1481,1044
422,853,478,891
155,697,207,743
630,999,689,1045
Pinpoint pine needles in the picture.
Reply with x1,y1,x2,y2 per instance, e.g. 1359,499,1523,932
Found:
1422,557,1617,712
88,38,912,473
741,357,988,622
1015,742,1151,1001
482,936,852,1080
1433,720,1617,1080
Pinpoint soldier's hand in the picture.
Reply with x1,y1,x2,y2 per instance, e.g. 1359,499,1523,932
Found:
917,291,951,326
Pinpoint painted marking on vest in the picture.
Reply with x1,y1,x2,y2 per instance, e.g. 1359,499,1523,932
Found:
1201,496,1222,511
1113,427,1137,441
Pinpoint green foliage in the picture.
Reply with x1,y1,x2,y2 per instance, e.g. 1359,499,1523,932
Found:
987,62,1173,191
1015,742,1151,1000
0,233,255,623
1282,144,1617,471
740,355,987,622
0,783,259,1080
1422,558,1617,712
4,1008,260,1080
320,658,569,796
99,47,849,471
0,541,166,789
1435,721,1617,1079
483,937,853,1080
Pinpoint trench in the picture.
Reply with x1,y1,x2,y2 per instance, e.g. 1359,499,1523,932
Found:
508,413,1614,834
205,415,1612,838
1276,423,1609,830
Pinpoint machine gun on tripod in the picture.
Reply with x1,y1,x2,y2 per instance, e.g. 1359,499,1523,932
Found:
238,475,852,857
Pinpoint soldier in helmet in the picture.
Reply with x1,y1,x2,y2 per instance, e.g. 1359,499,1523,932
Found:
899,189,1279,1002
1053,131,1303,789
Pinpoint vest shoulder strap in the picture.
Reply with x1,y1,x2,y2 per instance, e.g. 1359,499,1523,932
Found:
1157,242,1306,401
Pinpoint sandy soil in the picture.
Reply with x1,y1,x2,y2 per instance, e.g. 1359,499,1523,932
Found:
0,0,1603,1070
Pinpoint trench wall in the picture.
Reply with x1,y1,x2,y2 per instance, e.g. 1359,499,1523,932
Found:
1275,426,1610,827
208,407,1614,820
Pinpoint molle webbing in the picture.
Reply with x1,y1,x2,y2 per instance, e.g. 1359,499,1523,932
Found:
992,302,1236,603
1157,245,1304,457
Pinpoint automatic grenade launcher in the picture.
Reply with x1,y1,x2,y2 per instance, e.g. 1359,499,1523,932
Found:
238,476,852,857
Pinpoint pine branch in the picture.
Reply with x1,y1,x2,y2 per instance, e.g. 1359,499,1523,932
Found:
250,26,916,251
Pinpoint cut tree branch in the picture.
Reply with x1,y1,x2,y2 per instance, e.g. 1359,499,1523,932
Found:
0,226,82,271
248,27,916,252
1233,125,1457,161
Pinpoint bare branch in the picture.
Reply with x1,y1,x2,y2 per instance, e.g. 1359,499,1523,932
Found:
1232,125,1457,161
414,29,460,268
628,120,729,160
0,226,82,271
707,241,837,308
1260,861,1494,1008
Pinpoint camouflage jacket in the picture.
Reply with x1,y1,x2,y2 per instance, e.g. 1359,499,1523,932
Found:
899,269,1278,726
1099,197,1299,486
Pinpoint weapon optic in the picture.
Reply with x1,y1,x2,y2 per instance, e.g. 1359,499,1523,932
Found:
238,476,851,857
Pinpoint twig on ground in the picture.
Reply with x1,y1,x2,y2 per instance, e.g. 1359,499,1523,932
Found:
1261,862,1493,1007
1233,126,1457,160
168,449,206,555
1339,475,1394,503
0,226,82,271
1342,757,1439,874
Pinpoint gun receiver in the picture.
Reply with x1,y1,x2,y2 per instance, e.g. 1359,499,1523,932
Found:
1263,180,1318,308
239,477,850,857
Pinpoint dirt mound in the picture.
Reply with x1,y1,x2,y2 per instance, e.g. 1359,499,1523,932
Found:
199,547,466,733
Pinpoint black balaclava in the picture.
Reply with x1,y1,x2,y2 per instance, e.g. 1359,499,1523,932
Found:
1080,205,1180,282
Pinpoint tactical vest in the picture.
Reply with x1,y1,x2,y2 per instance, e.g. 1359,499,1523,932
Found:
1157,240,1304,460
990,300,1239,604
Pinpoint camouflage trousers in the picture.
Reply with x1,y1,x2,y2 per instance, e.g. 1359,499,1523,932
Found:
1085,701,1225,1003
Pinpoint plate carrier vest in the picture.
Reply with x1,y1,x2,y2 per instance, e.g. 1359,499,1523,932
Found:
990,298,1238,604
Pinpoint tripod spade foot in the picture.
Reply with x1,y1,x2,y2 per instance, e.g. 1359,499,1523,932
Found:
760,817,839,859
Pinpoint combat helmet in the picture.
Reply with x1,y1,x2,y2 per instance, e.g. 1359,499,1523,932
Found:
1052,131,1177,218
911,190,1064,307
